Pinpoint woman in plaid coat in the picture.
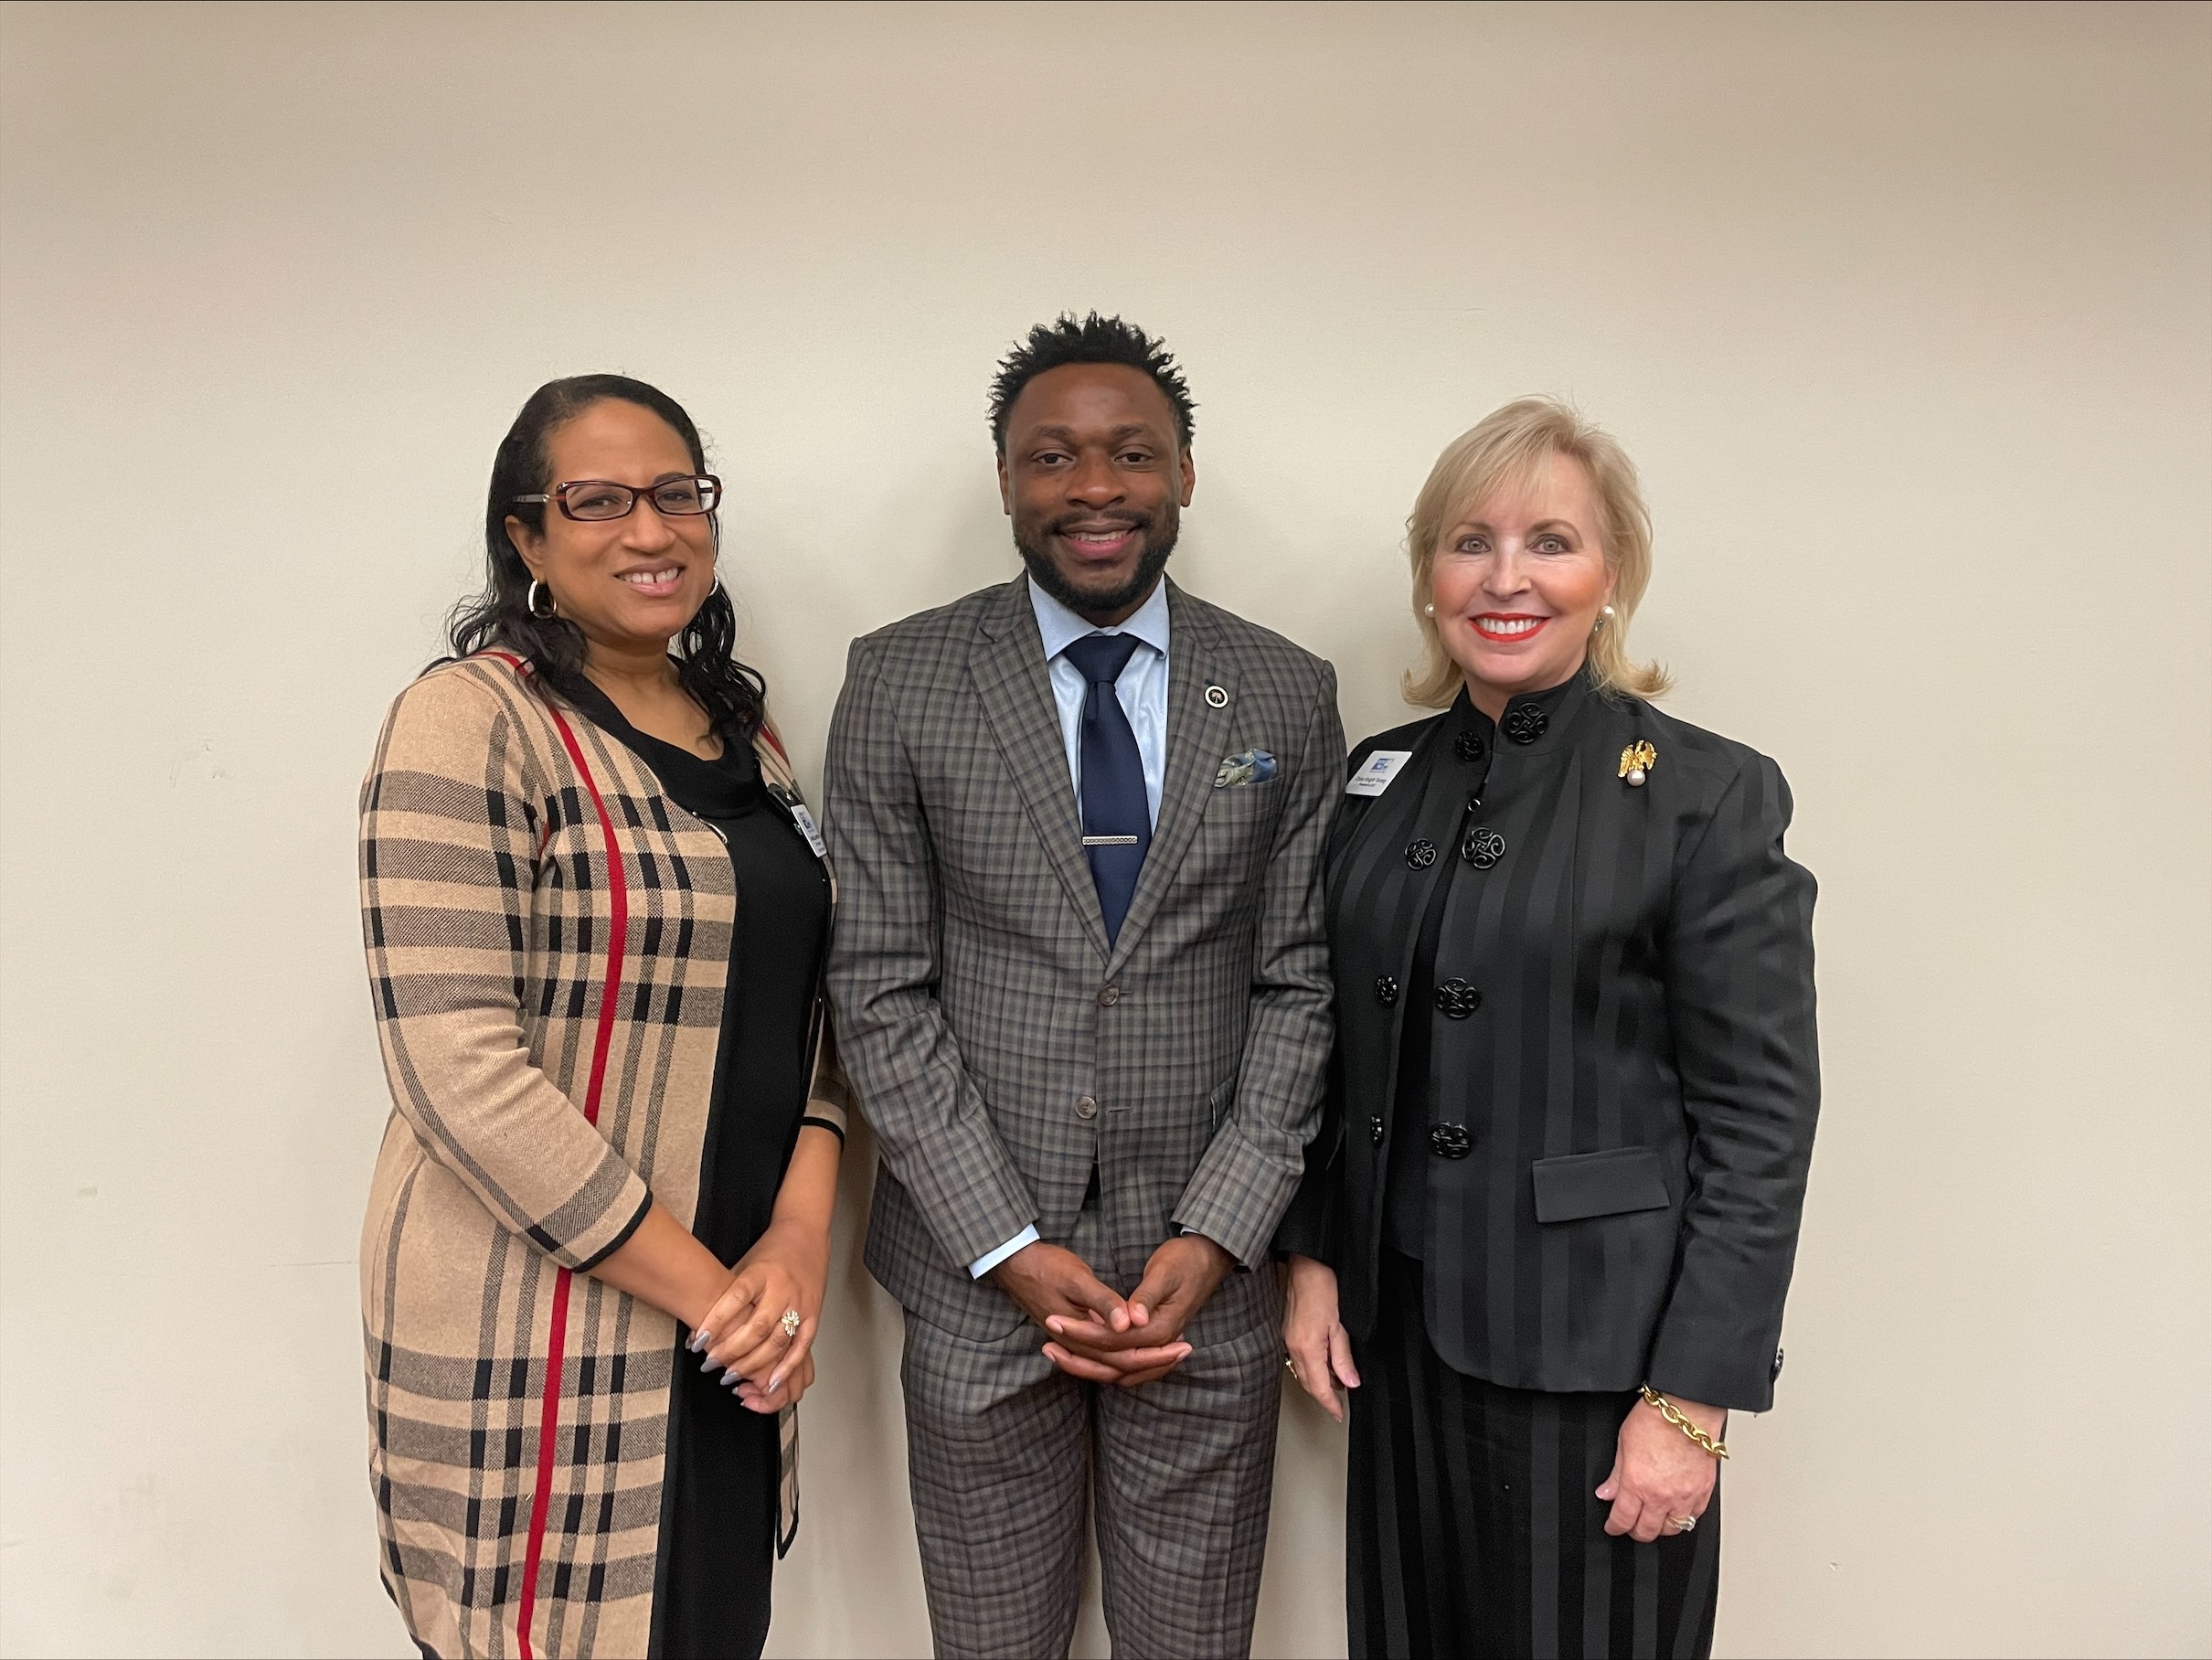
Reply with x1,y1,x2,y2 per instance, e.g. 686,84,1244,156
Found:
358,376,850,1659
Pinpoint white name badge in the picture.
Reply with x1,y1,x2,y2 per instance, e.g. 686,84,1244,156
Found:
1345,750,1414,797
788,802,829,861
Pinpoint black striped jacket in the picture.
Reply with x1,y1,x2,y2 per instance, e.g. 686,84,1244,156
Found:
1277,673,1818,1410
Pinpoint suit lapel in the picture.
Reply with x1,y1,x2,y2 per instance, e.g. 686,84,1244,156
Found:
971,577,1113,961
1107,581,1233,974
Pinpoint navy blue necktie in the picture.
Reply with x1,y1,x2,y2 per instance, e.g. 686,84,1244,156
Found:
1062,632,1152,944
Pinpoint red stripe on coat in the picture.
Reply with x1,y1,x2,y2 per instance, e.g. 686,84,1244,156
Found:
480,653,631,1660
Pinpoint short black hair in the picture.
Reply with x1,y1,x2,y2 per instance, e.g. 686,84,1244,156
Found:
988,313,1196,454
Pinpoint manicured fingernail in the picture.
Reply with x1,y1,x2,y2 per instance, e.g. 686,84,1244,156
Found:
686,1329,708,1353
721,1368,739,1385
699,1355,719,1372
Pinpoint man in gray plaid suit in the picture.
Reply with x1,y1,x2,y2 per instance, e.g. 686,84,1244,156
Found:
824,314,1341,1659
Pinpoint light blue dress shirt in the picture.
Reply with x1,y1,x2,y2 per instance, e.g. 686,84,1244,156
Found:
1028,574,1170,829
967,576,1172,1279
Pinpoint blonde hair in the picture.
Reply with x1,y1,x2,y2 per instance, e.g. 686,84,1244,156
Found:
1402,396,1671,708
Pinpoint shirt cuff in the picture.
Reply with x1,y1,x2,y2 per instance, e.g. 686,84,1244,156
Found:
970,1224,1040,1279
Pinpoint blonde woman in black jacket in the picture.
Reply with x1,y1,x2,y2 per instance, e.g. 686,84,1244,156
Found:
1278,398,1820,1660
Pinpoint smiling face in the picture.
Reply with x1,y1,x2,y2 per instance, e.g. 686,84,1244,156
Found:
504,398,717,659
1428,449,1618,716
997,362,1195,625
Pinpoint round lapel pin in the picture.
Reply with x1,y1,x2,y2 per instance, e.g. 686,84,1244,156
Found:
1204,684,1228,709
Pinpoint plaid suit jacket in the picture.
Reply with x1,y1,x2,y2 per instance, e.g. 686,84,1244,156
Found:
824,577,1340,1341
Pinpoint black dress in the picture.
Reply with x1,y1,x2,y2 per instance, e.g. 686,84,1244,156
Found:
567,683,830,1660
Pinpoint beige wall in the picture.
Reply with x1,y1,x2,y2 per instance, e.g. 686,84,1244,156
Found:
3,3,2207,1655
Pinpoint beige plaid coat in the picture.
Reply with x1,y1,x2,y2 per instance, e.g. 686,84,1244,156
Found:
356,652,850,1659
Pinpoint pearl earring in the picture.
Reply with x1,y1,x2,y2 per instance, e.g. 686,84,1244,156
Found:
1423,602,1435,616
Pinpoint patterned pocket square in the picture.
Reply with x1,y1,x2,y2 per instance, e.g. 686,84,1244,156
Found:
1214,750,1279,788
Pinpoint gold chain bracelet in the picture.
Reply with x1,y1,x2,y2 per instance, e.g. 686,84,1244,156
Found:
1638,1385,1729,1459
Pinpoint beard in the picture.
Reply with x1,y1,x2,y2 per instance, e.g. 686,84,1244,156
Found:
1015,509,1180,620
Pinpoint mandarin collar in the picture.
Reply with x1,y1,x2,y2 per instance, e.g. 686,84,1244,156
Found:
1446,668,1593,755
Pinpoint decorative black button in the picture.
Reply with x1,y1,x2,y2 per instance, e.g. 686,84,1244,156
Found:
1369,1115,1387,1146
1374,974,1399,1007
1430,1124,1473,1159
1501,703,1548,744
1465,793,1484,814
1404,839,1438,870
1435,978,1482,1019
1462,825,1507,868
1454,731,1487,764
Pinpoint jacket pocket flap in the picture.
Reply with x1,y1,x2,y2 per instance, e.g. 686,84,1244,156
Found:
1530,1147,1671,1224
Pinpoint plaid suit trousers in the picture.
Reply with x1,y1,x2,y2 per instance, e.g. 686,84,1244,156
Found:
900,1197,1285,1660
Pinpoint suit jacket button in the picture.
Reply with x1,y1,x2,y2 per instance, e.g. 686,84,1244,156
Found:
1429,1124,1472,1158
1502,703,1548,744
1404,839,1438,870
1097,985,1120,1007
1454,731,1487,764
1374,974,1399,1006
1462,825,1507,868
1075,1095,1099,1120
1434,978,1482,1019
1369,1115,1386,1146
1771,1346,1785,1382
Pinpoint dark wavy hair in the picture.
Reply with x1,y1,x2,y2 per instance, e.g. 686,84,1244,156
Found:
987,313,1196,453
445,375,766,747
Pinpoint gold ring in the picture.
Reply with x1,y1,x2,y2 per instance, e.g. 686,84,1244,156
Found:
1670,1515,1696,1533
780,1308,802,1339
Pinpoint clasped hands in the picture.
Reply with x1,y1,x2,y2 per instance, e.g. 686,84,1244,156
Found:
993,1234,1233,1387
686,1218,829,1414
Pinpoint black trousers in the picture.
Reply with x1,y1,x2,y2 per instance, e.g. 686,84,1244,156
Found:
1347,1252,1720,1660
